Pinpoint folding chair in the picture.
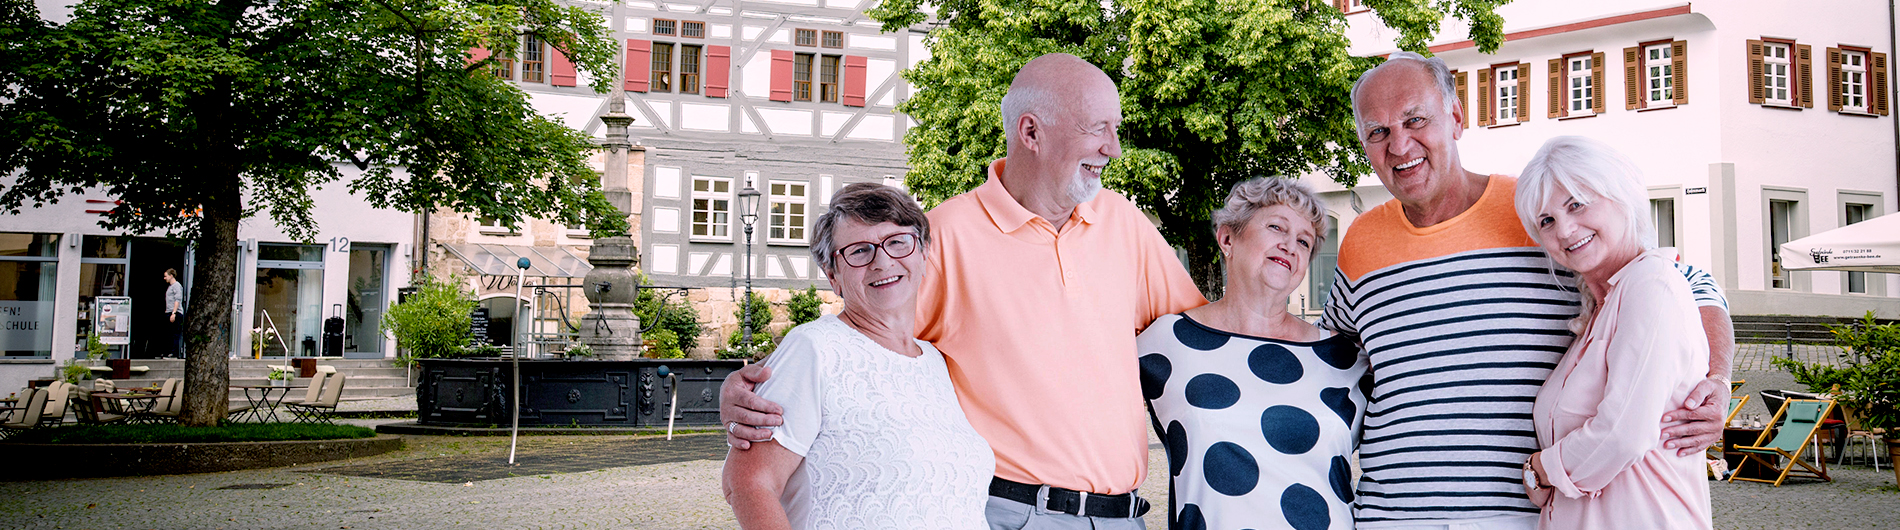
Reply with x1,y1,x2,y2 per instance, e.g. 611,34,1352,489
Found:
36,381,71,428
0,388,49,440
286,372,344,424
1725,394,1750,426
1729,399,1836,486
72,392,127,425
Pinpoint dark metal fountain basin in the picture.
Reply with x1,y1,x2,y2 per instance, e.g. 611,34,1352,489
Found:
414,358,743,428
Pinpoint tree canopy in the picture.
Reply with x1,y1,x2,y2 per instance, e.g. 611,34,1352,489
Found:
868,0,1509,296
0,0,626,425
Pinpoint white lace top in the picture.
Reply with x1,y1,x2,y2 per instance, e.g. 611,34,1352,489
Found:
755,315,994,530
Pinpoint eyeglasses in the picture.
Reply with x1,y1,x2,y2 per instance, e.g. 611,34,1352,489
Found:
834,232,918,268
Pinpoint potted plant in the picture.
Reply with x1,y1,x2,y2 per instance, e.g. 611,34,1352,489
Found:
1781,311,1900,482
267,366,295,387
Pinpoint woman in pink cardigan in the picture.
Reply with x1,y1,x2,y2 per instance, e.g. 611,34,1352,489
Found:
1513,136,1712,530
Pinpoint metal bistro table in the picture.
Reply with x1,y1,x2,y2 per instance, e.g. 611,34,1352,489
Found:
230,384,303,423
91,392,165,424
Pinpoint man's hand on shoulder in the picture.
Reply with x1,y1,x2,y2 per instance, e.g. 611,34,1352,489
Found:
721,363,784,450
1661,376,1728,457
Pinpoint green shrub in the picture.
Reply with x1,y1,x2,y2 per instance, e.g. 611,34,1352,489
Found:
59,359,91,384
788,286,823,327
634,273,703,355
642,328,684,359
381,276,475,365
720,334,774,360
1777,311,1900,431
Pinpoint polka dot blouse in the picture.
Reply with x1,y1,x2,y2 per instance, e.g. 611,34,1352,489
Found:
1137,313,1369,530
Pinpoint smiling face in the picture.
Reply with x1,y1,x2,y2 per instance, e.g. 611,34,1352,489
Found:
1047,77,1122,208
1531,189,1640,285
824,218,924,319
1356,63,1469,214
1220,204,1318,298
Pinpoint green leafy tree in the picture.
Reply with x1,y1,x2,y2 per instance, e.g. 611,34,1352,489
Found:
0,0,627,425
867,0,1508,296
633,273,704,355
381,277,476,365
787,286,824,327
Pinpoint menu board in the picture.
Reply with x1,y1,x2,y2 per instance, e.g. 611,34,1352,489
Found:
469,307,490,345
94,296,133,345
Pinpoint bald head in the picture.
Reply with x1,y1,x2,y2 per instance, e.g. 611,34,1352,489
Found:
1001,53,1117,147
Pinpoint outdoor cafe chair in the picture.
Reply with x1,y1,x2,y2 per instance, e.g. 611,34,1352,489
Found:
145,378,182,423
1729,399,1836,487
0,388,50,440
286,373,345,425
71,393,127,425
36,381,72,428
281,370,329,407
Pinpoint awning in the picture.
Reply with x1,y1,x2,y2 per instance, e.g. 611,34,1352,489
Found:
441,243,593,278
1779,213,1900,274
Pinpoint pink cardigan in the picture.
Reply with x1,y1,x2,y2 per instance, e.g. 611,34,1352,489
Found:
1530,249,1712,530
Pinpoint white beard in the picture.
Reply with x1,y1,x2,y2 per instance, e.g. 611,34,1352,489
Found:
1066,169,1102,205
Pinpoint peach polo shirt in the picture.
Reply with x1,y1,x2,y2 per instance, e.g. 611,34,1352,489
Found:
915,159,1206,495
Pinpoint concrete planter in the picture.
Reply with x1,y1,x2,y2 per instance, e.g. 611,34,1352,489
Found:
1,435,403,480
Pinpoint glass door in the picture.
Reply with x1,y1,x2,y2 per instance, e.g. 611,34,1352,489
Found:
255,244,324,358
345,245,388,358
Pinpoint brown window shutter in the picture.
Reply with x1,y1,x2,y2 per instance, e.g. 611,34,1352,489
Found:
1591,52,1607,114
1477,67,1493,126
1625,46,1644,110
1798,44,1814,108
1671,40,1689,105
1874,52,1890,115
1516,63,1530,122
1548,58,1564,118
1334,0,1347,12
624,40,651,92
1747,40,1765,104
1455,70,1469,128
1826,47,1843,111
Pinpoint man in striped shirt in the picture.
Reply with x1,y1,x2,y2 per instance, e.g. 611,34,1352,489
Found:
1324,52,1733,529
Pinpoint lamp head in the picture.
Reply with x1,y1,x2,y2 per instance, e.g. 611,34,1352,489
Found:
515,257,531,270
656,365,671,378
738,186,763,224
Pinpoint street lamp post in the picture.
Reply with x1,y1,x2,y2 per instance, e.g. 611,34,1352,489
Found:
738,185,763,352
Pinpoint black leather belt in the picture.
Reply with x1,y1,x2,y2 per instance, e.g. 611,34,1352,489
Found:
988,477,1150,518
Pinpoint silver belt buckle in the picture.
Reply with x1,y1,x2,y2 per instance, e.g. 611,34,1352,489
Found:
1075,491,1088,516
1034,484,1052,514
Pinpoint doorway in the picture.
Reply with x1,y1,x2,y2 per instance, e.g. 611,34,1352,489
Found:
127,238,187,359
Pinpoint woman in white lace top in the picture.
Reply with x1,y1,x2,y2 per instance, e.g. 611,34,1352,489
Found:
722,183,994,530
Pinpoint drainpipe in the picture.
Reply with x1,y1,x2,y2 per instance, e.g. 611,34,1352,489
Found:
1891,1,1899,212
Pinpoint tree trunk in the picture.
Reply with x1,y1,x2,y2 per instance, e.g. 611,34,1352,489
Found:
1185,237,1224,302
180,186,239,426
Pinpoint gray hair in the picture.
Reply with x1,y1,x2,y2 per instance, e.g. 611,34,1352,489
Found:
1210,177,1330,255
1350,52,1460,137
810,183,931,274
1514,136,1655,332
1000,83,1059,146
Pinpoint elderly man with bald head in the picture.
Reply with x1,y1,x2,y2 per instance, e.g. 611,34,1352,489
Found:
721,53,1205,529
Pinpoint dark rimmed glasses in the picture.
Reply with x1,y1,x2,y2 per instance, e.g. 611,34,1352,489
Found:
835,232,919,268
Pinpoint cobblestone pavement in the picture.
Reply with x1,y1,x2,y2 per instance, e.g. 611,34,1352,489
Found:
3,360,1895,529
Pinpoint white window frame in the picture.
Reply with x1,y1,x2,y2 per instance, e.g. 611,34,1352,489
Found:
691,176,733,241
1568,55,1594,115
1761,42,1791,105
476,215,515,235
1842,50,1869,113
1495,67,1518,122
1646,43,1676,107
1763,187,1809,292
767,180,810,245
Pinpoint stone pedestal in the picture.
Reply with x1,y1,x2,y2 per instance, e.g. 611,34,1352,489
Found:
580,96,643,360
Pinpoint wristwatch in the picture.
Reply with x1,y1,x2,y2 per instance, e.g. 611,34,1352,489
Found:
1523,456,1546,491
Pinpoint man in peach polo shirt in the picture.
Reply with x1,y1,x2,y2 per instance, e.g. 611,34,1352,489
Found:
721,53,1205,529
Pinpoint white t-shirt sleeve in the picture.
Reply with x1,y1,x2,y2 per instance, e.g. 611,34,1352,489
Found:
755,326,825,457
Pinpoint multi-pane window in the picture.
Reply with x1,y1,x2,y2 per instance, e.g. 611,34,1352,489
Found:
1846,203,1872,293
820,55,840,103
522,36,546,83
822,31,844,48
651,42,674,92
1842,50,1868,112
493,54,514,80
1769,199,1795,289
1496,67,1518,121
1568,55,1594,113
795,29,817,47
680,45,702,95
1762,43,1791,104
1647,43,1675,105
794,53,814,101
769,181,810,243
1650,198,1676,248
681,21,704,38
692,177,733,239
653,19,677,36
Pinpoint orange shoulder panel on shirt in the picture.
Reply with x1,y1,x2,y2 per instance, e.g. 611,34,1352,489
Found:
1337,175,1539,282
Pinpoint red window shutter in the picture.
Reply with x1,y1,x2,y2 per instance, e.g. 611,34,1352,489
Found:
770,49,795,102
706,45,731,98
842,55,868,107
625,40,651,92
468,47,490,66
551,46,577,87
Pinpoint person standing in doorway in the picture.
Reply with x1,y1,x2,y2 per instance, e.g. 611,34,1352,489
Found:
164,268,184,358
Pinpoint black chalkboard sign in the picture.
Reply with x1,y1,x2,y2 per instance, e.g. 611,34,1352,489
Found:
469,307,490,345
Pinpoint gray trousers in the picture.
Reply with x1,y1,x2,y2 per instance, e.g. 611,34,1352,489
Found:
985,495,1146,530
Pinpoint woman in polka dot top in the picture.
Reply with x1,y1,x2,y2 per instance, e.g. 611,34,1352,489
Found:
1137,178,1368,530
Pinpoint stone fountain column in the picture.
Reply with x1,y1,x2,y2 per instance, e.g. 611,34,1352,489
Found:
580,96,642,360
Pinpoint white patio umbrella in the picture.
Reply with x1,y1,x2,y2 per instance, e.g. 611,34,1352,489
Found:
1778,213,1900,273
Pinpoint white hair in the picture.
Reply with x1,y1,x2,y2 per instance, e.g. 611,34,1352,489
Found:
1350,52,1460,136
1000,83,1060,146
1514,136,1655,332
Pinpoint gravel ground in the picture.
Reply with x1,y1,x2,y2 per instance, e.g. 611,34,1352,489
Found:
2,345,1893,529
